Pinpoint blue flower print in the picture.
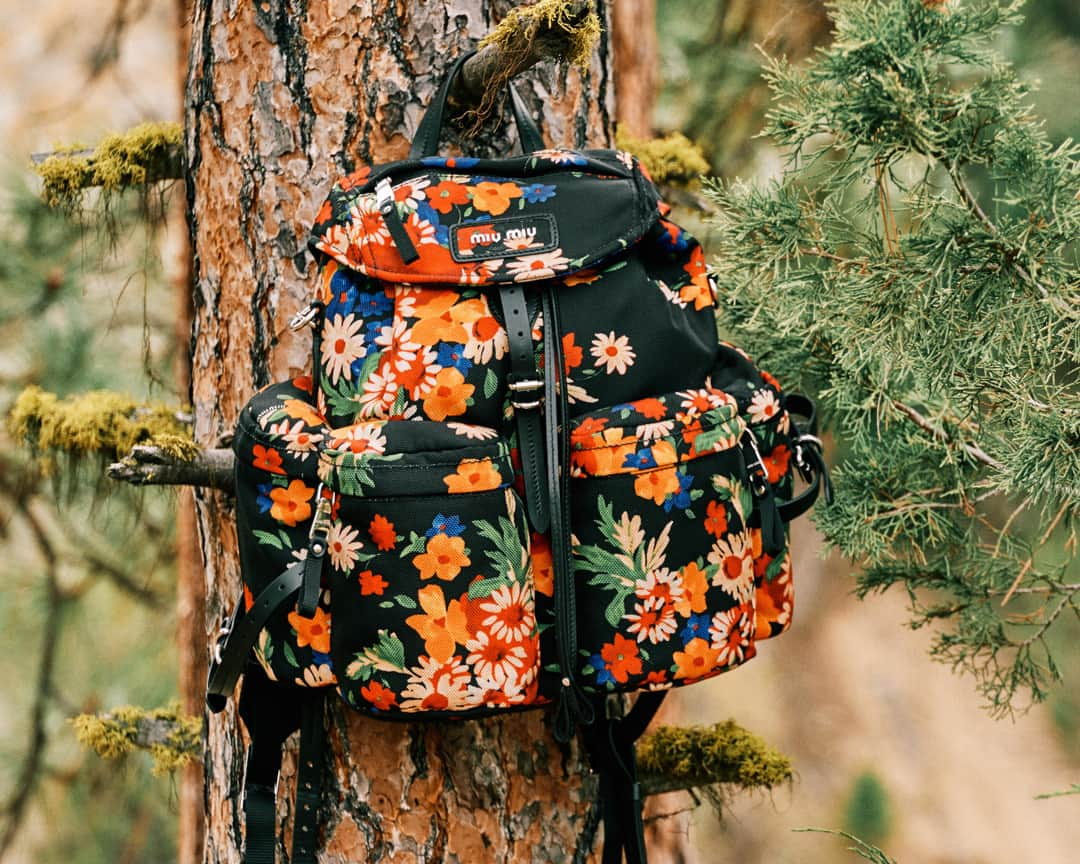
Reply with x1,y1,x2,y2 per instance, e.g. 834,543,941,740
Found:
680,613,711,645
421,156,479,169
623,448,658,470
256,483,274,513
436,342,473,375
521,183,557,203
588,653,615,686
663,471,695,512
356,290,393,318
425,514,466,538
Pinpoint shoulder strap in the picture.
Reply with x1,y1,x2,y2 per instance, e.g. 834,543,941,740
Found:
238,664,326,864
583,692,667,864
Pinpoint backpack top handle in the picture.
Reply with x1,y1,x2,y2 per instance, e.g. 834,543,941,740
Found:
409,50,546,159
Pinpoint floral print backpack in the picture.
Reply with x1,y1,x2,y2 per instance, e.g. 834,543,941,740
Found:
206,53,830,864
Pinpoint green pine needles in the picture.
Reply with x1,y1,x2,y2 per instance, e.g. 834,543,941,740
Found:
706,0,1079,715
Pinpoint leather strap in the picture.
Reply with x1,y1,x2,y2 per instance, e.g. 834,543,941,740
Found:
498,283,549,533
409,50,545,159
206,561,305,713
584,692,667,864
237,664,326,864
291,697,325,864
543,288,593,742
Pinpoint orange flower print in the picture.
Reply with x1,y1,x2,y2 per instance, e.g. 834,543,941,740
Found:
288,606,331,654
358,570,388,596
338,165,371,192
634,466,681,505
601,634,643,683
674,561,709,617
443,457,503,494
369,514,397,551
679,278,714,311
360,680,397,711
426,179,470,214
413,533,470,581
470,181,523,216
530,531,554,597
764,444,790,485
562,332,583,373
282,398,325,428
570,416,608,449
252,444,285,474
270,479,315,527
406,585,470,663
631,398,667,421
703,500,728,538
422,367,474,421
672,636,721,680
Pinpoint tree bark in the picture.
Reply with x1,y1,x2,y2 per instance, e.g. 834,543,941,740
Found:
185,2,615,861
611,0,657,137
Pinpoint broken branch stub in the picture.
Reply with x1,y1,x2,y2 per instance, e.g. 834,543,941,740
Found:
107,445,235,493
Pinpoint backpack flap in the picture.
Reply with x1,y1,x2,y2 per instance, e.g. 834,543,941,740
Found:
308,150,661,287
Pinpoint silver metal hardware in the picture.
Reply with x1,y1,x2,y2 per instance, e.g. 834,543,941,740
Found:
308,483,333,551
508,378,543,392
375,178,395,213
289,304,320,331
212,617,231,666
742,427,771,496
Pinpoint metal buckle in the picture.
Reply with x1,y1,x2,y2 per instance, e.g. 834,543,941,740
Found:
509,378,544,411
289,303,320,331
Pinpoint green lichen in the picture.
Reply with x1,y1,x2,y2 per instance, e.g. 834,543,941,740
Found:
479,0,601,70
71,703,202,776
637,720,793,790
33,121,183,208
615,130,710,186
8,385,193,460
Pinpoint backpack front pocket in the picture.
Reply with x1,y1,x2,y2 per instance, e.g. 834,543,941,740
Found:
566,387,758,694
317,421,540,717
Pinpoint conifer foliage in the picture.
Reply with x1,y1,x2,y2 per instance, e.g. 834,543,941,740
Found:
707,0,1079,714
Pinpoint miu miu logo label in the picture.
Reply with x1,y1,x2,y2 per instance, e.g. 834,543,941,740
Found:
450,214,558,262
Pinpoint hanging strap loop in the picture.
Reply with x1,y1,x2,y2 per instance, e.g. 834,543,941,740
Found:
409,50,545,159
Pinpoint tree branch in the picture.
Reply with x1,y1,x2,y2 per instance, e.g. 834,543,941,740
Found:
456,0,596,103
0,497,65,858
891,399,1004,471
107,445,235,493
72,706,202,776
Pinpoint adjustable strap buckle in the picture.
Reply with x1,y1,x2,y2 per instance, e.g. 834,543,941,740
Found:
508,377,544,411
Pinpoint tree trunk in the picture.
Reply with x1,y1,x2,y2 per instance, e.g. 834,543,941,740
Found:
174,1,206,860
611,0,656,137
185,2,615,860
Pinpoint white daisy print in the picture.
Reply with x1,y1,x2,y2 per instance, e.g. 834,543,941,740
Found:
447,422,499,440
326,521,363,572
328,422,388,455
268,419,323,460
321,314,365,384
505,249,571,282
748,389,781,424
591,331,636,375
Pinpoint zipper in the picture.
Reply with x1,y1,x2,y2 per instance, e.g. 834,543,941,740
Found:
375,178,420,264
296,483,334,618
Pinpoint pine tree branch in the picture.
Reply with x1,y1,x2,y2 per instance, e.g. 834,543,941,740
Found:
72,706,203,775
0,497,65,858
107,445,235,493
890,400,1004,471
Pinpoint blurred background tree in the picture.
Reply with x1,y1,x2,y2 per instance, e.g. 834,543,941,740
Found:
1,0,1078,862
